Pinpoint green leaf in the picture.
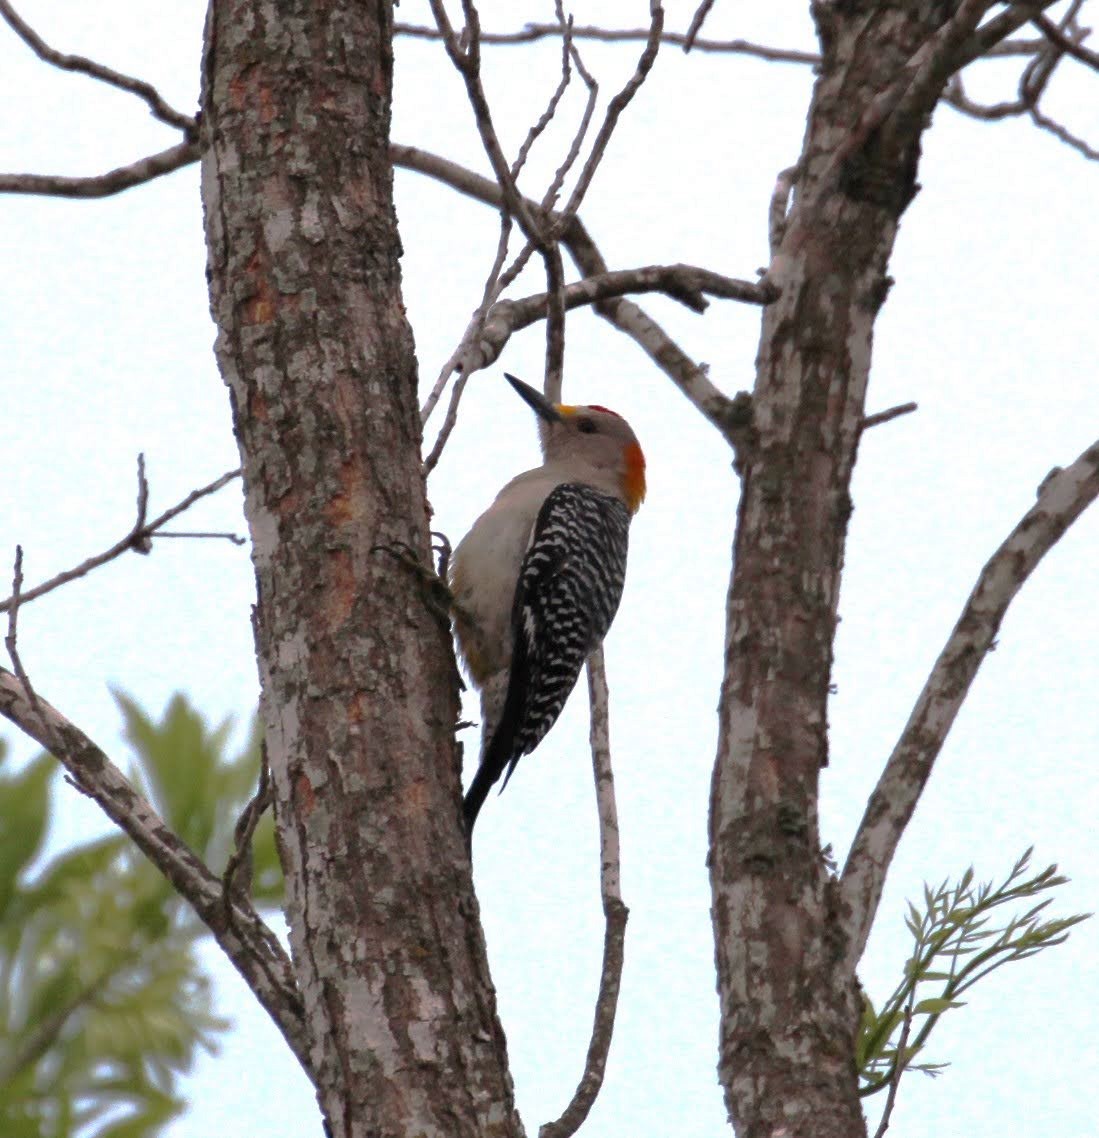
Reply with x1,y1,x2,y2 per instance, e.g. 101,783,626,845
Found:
0,753,54,918
913,998,966,1016
860,850,1089,1103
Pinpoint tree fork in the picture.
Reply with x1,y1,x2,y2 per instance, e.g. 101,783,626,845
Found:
709,6,986,1136
198,2,519,1135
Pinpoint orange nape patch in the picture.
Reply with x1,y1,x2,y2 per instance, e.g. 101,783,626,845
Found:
623,441,647,515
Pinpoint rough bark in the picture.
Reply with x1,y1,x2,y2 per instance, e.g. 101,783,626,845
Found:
709,6,979,1136
199,3,520,1135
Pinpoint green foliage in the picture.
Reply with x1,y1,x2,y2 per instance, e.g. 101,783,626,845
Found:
0,698,283,1138
858,849,1090,1098
114,693,281,904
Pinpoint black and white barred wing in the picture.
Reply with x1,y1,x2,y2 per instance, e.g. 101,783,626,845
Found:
493,482,631,785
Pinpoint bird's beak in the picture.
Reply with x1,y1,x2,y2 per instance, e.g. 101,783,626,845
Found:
505,373,563,423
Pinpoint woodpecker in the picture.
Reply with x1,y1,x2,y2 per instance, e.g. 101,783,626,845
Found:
450,374,646,834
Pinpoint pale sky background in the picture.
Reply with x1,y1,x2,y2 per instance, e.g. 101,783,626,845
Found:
3,2,1098,1136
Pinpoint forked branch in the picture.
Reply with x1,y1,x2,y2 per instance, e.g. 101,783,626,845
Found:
0,140,200,198
0,667,310,1077
461,264,774,375
0,0,196,132
0,461,242,615
394,144,756,449
840,437,1099,967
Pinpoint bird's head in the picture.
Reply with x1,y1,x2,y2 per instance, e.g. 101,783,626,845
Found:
505,373,646,514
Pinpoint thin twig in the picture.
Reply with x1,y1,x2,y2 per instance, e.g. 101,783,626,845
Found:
153,530,248,545
539,648,628,1138
397,20,1044,61
5,546,46,732
557,2,664,222
1029,104,1099,160
840,437,1099,968
459,263,774,376
860,402,918,431
0,466,242,614
427,0,547,248
958,2,1062,70
796,0,1058,221
872,1005,914,1138
543,244,568,405
423,368,472,475
420,218,515,431
540,4,599,217
945,4,1098,160
0,0,197,133
683,0,717,53
944,73,1026,120
512,15,574,180
395,21,819,63
223,744,274,914
393,143,755,449
1032,11,1099,71
420,0,557,473
133,453,152,553
0,139,200,198
421,0,594,451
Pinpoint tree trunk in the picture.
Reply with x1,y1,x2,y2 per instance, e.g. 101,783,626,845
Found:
710,6,972,1136
199,2,520,1135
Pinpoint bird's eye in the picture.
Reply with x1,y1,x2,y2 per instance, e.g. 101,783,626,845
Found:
577,418,597,434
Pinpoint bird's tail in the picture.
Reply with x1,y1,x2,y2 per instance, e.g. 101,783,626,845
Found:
463,672,511,834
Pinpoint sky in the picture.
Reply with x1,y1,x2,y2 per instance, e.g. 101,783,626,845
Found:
3,1,1098,1136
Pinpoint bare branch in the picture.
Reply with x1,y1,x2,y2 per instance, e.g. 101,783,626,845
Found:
945,5,1098,159
958,1,1062,70
0,670,312,1075
427,0,547,248
795,1,1061,217
393,143,754,449
223,744,273,909
946,9,1099,158
0,0,197,133
539,648,627,1138
397,20,1044,62
944,73,1026,120
5,547,46,733
0,465,242,614
422,12,584,457
513,13,574,182
541,7,599,216
543,245,568,405
557,2,664,222
871,1005,914,1138
0,140,201,198
1032,11,1099,71
683,0,717,54
422,368,472,476
840,437,1099,967
153,530,248,544
395,20,820,64
860,402,918,431
460,263,773,375
1029,103,1099,160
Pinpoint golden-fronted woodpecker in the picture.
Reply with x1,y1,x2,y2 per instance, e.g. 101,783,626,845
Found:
451,374,646,833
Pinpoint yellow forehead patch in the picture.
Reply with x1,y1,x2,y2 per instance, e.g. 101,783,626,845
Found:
556,404,578,416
